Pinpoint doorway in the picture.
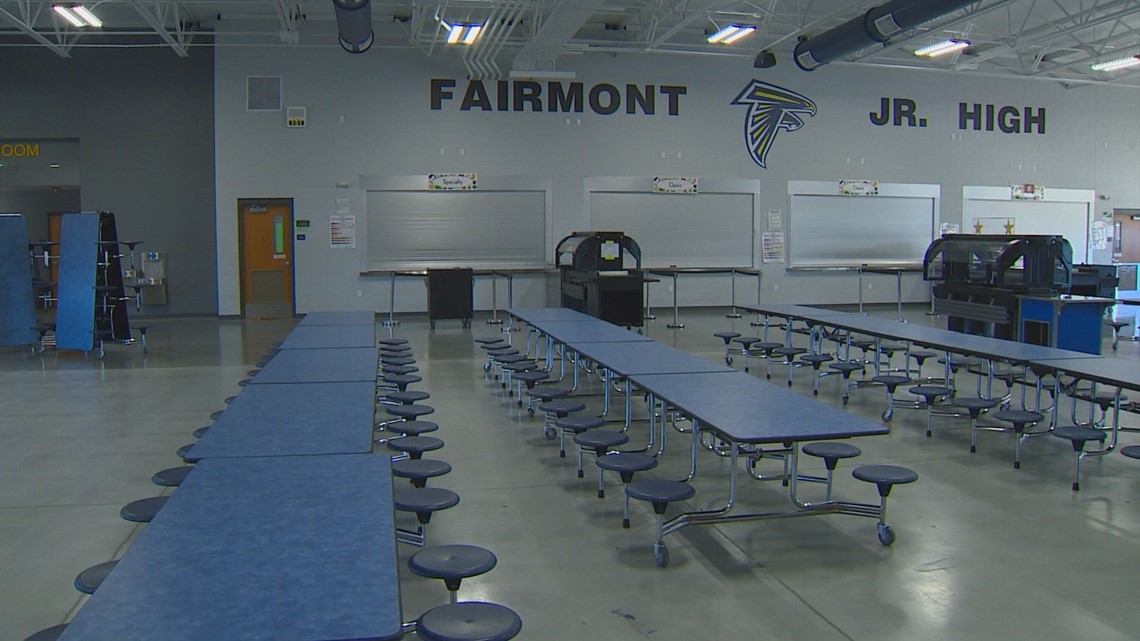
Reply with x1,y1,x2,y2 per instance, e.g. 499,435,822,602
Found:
1113,209,1140,291
238,199,294,318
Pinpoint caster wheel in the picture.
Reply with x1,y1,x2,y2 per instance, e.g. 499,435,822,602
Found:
516,400,523,407
725,356,733,365
970,445,976,453
544,427,557,440
527,407,536,415
653,543,670,567
622,518,630,529
842,396,849,406
882,410,893,422
813,390,818,395
877,523,895,546
577,469,584,478
744,367,750,373
483,363,491,372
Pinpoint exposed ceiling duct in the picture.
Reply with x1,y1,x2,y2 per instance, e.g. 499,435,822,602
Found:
794,0,976,71
511,0,607,77
331,0,373,53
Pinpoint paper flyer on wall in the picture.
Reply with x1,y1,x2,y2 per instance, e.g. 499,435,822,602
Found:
330,215,356,249
762,231,784,263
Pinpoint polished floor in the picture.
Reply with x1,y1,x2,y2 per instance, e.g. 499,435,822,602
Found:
2,306,1139,641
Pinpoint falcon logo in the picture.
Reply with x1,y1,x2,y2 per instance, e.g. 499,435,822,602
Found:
732,81,816,169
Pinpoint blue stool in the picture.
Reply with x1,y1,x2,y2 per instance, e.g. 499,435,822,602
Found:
74,560,117,594
381,390,431,405
382,364,420,376
537,399,586,440
511,370,550,405
191,425,210,439
1052,426,1107,491
772,346,807,386
379,338,410,346
713,332,741,365
394,487,460,547
151,466,193,487
852,464,918,546
380,420,439,436
388,436,445,461
626,479,696,567
1123,446,1140,460
909,385,953,437
799,354,834,394
554,415,605,458
23,625,69,641
573,430,629,478
524,387,570,414
951,397,999,453
871,374,913,422
801,442,861,501
991,408,1045,469
393,459,452,488
408,544,497,603
381,373,422,392
176,442,196,462
416,602,522,641
120,496,168,523
381,356,417,367
596,453,659,524
386,404,436,421
209,410,224,421
827,361,863,404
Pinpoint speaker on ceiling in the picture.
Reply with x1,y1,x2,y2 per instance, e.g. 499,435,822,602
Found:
753,50,777,68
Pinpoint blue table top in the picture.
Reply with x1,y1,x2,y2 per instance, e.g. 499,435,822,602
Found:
250,347,379,384
1030,357,1140,392
742,304,852,319
187,382,376,461
570,341,733,376
278,325,377,349
507,307,594,323
632,371,889,444
58,454,401,641
296,311,377,326
535,320,653,344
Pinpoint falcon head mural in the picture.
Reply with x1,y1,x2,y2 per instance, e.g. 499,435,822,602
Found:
731,81,817,169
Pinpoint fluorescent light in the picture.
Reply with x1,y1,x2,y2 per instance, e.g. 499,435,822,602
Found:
444,23,481,45
1091,55,1140,71
447,24,463,44
707,24,755,44
914,39,970,57
462,25,482,45
53,6,86,28
722,26,756,44
71,6,102,28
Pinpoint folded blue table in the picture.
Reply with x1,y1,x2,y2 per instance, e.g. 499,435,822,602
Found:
58,454,401,641
187,382,376,461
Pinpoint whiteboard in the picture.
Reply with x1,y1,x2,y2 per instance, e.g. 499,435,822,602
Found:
963,198,1090,263
588,192,754,268
788,188,937,268
365,190,546,270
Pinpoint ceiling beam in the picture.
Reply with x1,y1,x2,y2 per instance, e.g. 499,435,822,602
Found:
125,0,190,57
0,5,70,57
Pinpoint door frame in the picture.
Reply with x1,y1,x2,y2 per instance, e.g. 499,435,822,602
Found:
237,198,296,318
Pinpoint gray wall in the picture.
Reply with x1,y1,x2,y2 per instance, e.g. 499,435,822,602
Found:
0,49,217,315
213,39,1139,314
0,189,81,241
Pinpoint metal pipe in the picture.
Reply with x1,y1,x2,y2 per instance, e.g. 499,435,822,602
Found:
331,0,373,53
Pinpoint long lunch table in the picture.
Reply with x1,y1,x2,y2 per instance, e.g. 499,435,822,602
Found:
250,347,379,384
567,340,733,426
278,324,377,349
1030,356,1140,451
186,381,377,461
645,267,762,328
630,370,892,562
528,319,652,384
58,454,402,641
295,311,377,327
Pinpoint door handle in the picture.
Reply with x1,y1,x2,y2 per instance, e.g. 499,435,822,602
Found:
284,261,291,266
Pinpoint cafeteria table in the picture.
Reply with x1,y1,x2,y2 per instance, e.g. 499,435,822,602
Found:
249,347,379,384
277,324,377,350
295,311,377,327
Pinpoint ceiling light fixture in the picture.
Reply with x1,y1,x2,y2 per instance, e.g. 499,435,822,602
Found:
53,5,102,28
1091,55,1140,72
914,39,970,57
445,22,482,45
707,24,755,45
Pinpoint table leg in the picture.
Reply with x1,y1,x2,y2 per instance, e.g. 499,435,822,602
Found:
726,269,741,318
858,267,865,315
383,273,399,327
751,271,764,326
486,273,502,325
644,278,656,320
667,273,684,329
895,271,906,323
505,274,517,332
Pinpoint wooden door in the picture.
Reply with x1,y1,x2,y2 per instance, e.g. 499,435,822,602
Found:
239,201,294,318
48,212,62,306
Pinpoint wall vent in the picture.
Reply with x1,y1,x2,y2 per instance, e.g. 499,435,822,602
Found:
247,76,283,111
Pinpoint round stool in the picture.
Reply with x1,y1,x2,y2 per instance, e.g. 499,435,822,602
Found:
387,404,435,421
871,374,913,422
1122,445,1140,460
909,385,953,437
772,346,807,386
852,464,918,546
223,395,237,405
209,410,224,421
74,559,117,594
828,361,864,404
951,397,999,453
379,338,410,346
394,487,460,547
120,496,168,523
381,356,416,367
626,480,696,567
388,436,445,460
176,442,196,462
802,441,861,500
382,364,420,376
596,453,659,525
409,544,497,603
191,425,210,439
512,371,550,405
416,602,522,641
554,415,605,458
907,349,937,377
383,390,431,405
714,332,741,364
573,430,629,478
537,399,586,440
151,466,193,487
392,458,452,488
799,354,834,394
1052,426,1107,491
24,624,68,641
524,387,570,414
383,420,440,437
382,373,422,391
992,408,1045,469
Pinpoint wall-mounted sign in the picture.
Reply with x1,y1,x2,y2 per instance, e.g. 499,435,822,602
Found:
0,143,40,158
428,173,477,190
652,177,698,194
1011,184,1045,200
839,179,879,196
295,219,311,229
330,215,356,249
762,231,784,263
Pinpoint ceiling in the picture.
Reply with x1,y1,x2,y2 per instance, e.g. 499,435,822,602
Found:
1,0,1138,87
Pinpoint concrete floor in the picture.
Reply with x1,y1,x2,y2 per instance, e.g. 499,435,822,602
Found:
2,306,1139,641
